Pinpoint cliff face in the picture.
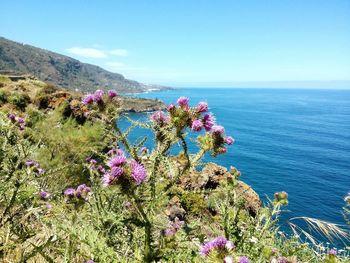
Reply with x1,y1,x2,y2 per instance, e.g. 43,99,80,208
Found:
0,37,169,93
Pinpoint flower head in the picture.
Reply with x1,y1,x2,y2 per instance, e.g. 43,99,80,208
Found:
239,256,250,263
191,119,203,132
200,236,230,256
329,249,337,256
39,191,50,200
25,160,39,167
108,90,118,98
93,89,104,103
177,96,189,109
196,102,208,113
75,184,91,199
212,125,225,135
203,113,215,131
224,256,233,263
82,94,94,105
108,155,127,168
8,113,16,122
225,136,234,145
130,160,146,185
277,257,288,263
64,188,75,198
167,103,175,112
151,111,169,125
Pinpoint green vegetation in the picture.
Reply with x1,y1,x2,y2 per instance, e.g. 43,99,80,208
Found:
0,89,349,262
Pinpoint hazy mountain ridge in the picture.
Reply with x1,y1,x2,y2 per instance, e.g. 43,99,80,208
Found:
0,37,169,93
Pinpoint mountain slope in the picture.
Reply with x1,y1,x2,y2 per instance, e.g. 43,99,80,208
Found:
0,37,167,93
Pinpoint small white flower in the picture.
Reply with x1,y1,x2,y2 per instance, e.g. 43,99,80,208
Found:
249,236,258,243
224,256,233,263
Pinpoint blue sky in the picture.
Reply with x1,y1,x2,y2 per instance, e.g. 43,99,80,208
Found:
0,0,349,87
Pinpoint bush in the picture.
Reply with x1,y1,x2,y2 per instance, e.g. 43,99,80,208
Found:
8,92,30,110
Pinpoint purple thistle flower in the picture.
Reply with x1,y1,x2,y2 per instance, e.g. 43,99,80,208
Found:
196,102,208,113
202,113,215,131
200,236,229,256
39,191,50,200
25,160,38,167
64,188,75,198
97,165,106,174
239,256,250,263
130,160,146,185
225,136,234,145
102,173,113,187
93,89,104,103
277,257,288,263
151,111,169,125
36,168,45,175
8,113,16,122
110,166,124,179
108,90,118,98
108,155,127,167
17,117,25,124
191,119,203,132
212,125,225,135
167,103,175,112
329,249,337,256
75,184,91,198
177,96,189,109
82,94,94,105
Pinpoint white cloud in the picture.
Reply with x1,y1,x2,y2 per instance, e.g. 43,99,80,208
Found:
105,61,127,70
66,47,107,58
110,49,128,57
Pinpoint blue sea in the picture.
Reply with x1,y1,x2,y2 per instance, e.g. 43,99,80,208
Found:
120,88,350,240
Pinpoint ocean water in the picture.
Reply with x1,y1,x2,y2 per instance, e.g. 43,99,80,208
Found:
120,88,350,238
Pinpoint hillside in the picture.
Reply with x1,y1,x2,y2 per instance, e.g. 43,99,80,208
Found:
0,37,168,93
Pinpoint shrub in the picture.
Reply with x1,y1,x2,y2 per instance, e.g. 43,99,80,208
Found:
8,92,30,110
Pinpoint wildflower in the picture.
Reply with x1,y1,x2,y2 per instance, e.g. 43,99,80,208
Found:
329,249,337,256
8,113,16,122
225,241,235,250
75,184,91,199
203,113,215,131
97,165,106,174
218,147,227,154
82,94,94,105
110,166,124,178
196,101,208,113
239,256,250,263
230,166,241,177
151,111,169,125
177,96,189,109
102,173,113,187
165,218,184,236
46,203,53,209
277,257,288,263
35,168,45,175
200,236,231,256
93,89,104,103
224,256,233,263
17,117,25,124
39,191,50,200
108,155,127,167
108,90,118,98
86,260,94,263
191,119,203,132
212,125,225,135
167,103,175,112
25,160,38,167
64,188,75,198
225,136,234,145
130,160,146,185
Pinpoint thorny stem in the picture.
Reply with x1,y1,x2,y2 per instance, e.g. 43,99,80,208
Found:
115,125,140,162
130,191,152,262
